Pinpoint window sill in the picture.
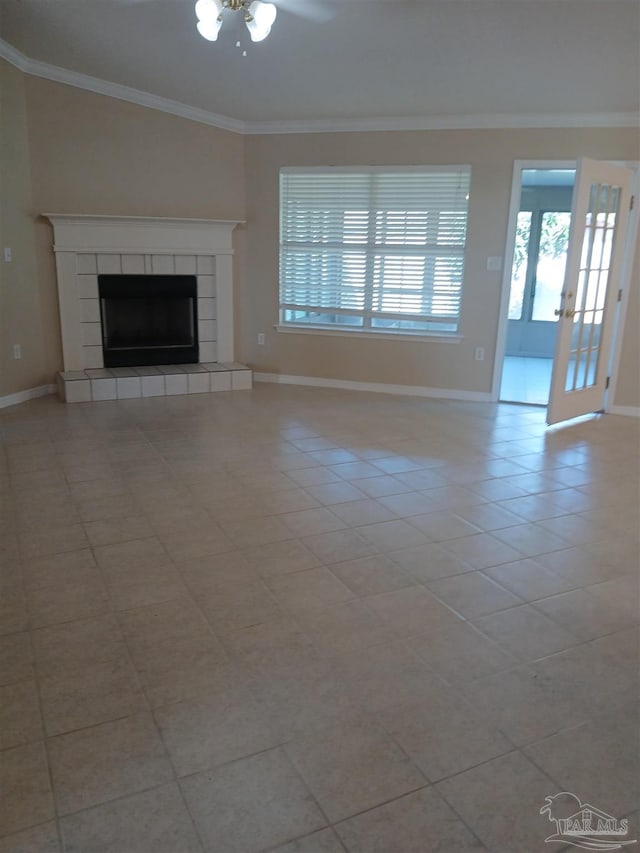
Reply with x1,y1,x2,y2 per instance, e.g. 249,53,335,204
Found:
274,325,463,343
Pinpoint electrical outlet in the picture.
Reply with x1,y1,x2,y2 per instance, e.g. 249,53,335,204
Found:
3,247,12,263
486,256,502,272
257,333,265,345
474,347,485,361
12,344,21,360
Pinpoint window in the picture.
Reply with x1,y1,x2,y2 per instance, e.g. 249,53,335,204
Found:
279,166,471,336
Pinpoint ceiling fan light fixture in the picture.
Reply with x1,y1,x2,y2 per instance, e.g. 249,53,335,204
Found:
195,0,223,22
197,17,223,40
195,0,276,44
245,0,277,41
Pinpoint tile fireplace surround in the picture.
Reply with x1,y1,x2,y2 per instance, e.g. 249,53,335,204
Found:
46,215,251,402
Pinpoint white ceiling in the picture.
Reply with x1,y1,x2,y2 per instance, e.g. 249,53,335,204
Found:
1,0,638,129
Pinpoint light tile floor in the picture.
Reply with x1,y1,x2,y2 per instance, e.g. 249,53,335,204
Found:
0,384,638,853
501,356,553,405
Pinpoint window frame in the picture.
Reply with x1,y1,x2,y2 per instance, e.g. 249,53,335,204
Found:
278,165,471,341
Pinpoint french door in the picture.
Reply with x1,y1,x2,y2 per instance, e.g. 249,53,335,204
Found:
507,204,572,358
547,159,634,425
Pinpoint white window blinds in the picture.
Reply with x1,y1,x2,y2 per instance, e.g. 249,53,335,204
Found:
279,166,471,335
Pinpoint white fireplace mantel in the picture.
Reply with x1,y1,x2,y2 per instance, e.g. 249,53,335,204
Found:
45,214,243,372
45,214,243,256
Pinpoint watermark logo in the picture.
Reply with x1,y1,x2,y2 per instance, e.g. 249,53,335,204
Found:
541,792,636,850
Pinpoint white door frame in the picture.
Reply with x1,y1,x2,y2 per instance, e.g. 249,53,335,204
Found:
492,159,639,411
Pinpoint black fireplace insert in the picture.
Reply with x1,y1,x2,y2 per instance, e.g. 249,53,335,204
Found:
98,274,198,368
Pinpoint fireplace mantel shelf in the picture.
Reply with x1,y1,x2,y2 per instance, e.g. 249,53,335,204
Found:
44,214,245,256
44,214,245,224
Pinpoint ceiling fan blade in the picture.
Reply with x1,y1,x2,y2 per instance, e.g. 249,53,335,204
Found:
273,0,335,22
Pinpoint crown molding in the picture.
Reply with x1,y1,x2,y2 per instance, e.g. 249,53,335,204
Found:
0,36,29,71
244,112,640,134
2,37,639,136
0,38,245,135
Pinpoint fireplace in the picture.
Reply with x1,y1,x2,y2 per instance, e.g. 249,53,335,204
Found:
99,274,198,367
45,215,250,401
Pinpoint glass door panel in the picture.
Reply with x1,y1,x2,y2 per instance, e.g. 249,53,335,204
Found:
530,212,571,321
562,184,618,394
508,211,531,321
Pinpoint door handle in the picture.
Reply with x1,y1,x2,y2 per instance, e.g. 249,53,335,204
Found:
556,290,574,318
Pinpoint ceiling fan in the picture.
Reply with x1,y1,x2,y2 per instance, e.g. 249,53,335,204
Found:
118,0,387,46
120,0,334,22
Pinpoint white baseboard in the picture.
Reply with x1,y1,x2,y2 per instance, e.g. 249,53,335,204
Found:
607,404,640,417
253,372,493,403
0,384,57,410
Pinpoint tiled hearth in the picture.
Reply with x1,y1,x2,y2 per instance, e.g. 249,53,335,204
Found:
58,363,252,403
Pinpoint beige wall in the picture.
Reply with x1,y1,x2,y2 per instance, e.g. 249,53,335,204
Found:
0,60,49,397
25,78,246,220
0,73,247,396
614,235,640,407
244,128,640,406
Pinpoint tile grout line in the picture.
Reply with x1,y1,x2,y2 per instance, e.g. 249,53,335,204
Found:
26,626,65,852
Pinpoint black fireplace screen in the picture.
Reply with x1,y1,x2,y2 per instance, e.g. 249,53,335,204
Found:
98,275,198,368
